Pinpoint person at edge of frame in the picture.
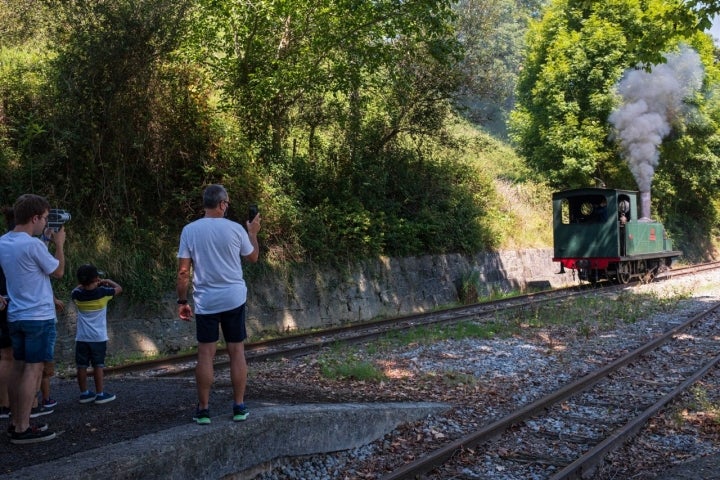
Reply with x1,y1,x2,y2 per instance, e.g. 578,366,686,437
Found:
0,194,65,444
0,207,11,421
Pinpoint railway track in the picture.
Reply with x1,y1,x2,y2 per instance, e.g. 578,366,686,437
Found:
96,261,720,479
105,284,589,377
106,261,720,378
379,296,720,479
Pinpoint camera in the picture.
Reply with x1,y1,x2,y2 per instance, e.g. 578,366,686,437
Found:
48,209,71,232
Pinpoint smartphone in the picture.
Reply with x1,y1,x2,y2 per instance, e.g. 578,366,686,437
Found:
248,204,259,222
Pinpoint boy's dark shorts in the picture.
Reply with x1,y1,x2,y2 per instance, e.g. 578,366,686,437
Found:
76,341,108,369
196,304,247,343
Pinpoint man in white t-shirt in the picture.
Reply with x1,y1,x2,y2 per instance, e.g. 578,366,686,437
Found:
176,184,260,425
0,194,65,444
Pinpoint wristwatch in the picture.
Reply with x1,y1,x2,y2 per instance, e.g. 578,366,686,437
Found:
176,299,188,305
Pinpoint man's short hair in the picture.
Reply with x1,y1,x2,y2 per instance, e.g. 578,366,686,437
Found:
202,184,228,209
12,194,50,225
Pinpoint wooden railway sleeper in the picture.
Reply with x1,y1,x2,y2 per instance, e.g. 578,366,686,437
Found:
532,430,604,445
548,352,720,480
500,452,574,467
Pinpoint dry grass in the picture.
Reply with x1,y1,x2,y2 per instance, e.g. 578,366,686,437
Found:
494,179,554,249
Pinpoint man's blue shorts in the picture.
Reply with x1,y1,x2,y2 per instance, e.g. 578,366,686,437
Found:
8,319,56,363
196,304,247,343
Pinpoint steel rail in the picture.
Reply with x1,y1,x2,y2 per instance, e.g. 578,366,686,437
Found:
550,352,720,480
379,301,720,480
105,284,594,376
104,261,719,377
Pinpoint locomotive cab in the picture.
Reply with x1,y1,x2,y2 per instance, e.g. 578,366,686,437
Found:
552,188,681,284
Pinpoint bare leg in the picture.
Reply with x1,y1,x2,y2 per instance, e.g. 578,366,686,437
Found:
0,346,12,408
12,361,43,432
31,370,42,408
77,367,88,392
41,375,50,402
226,342,247,405
93,367,104,393
195,342,216,409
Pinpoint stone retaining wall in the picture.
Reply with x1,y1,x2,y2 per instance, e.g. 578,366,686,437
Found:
53,248,576,366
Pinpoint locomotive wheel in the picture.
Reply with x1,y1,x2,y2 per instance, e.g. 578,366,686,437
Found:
644,268,657,283
643,261,659,283
617,262,631,284
637,260,648,283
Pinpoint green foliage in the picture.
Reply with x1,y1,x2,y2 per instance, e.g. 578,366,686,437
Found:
45,0,208,228
452,0,543,137
509,0,720,260
0,0,514,303
0,45,55,198
286,139,501,264
509,0,645,188
459,270,481,304
318,354,386,381
189,0,462,158
1,0,715,309
500,289,693,331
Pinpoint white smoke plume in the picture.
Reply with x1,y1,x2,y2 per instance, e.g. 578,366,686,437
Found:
608,46,704,193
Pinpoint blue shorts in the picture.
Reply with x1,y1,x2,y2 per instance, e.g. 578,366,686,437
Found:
9,319,56,364
75,341,108,369
196,304,247,343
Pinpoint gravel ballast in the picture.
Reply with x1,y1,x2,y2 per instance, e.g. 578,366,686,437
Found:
246,270,720,480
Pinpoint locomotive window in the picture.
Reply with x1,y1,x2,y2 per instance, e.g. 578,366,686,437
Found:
579,202,594,216
566,195,608,223
560,199,569,224
618,195,631,221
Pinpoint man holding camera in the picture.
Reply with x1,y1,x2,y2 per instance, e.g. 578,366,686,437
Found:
176,184,260,425
0,194,65,444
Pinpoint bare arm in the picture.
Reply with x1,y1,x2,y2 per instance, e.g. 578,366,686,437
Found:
49,227,66,279
176,257,193,321
100,279,123,296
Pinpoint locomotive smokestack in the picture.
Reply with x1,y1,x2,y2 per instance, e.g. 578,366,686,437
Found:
639,190,651,221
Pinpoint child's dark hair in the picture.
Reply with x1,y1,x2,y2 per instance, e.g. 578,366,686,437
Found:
77,264,99,286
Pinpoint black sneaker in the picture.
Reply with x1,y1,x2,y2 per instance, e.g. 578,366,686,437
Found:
0,406,10,419
94,392,116,404
29,405,53,418
192,407,211,425
10,425,55,444
79,391,96,404
233,403,249,422
7,423,48,437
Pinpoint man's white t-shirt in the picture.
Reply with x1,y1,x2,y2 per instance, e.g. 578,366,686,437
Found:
0,231,59,321
177,217,255,315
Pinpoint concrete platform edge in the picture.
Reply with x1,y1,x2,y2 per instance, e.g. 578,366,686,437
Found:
7,402,449,480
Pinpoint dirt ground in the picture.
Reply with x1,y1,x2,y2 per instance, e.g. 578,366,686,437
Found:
1,376,198,474
1,368,354,476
